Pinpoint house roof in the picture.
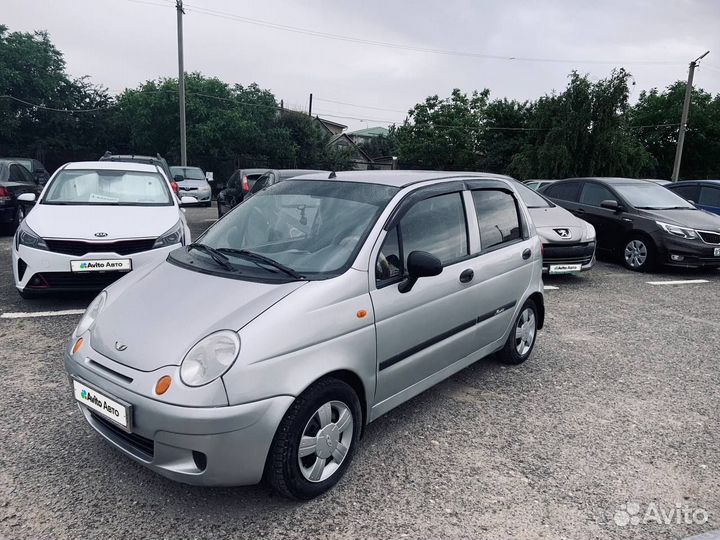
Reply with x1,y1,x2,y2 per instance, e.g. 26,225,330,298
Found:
327,133,373,162
348,126,390,138
314,116,348,130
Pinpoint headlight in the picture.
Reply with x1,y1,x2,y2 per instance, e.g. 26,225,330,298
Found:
583,222,596,242
656,221,697,239
15,220,48,251
74,291,107,337
180,330,240,387
153,221,185,248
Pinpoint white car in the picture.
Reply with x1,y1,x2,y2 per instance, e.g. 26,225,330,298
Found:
12,161,194,298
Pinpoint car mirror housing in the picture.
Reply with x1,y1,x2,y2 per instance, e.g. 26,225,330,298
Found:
398,250,443,293
180,196,198,206
17,193,37,203
600,199,621,211
173,174,185,183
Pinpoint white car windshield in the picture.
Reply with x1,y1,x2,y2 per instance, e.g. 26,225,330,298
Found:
182,179,399,278
42,169,173,206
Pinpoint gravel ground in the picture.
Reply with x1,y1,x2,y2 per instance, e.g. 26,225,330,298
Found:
0,203,718,540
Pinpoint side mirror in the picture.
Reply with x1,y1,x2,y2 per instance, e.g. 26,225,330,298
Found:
17,193,37,203
180,196,198,207
600,199,621,211
173,174,184,183
206,172,214,182
398,250,443,293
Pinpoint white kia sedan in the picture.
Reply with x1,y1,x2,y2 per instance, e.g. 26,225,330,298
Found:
12,161,193,298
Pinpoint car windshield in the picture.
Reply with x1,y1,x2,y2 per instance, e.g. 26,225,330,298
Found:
614,183,695,210
42,169,173,206
171,166,205,180
513,181,553,208
175,180,399,279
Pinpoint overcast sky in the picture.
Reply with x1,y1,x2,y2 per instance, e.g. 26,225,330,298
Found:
5,0,720,130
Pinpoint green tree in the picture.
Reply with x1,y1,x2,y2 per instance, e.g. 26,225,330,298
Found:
394,89,489,170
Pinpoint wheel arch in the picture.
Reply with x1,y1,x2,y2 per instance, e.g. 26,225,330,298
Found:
528,291,545,329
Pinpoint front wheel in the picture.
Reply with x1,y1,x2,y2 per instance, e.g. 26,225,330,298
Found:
497,299,538,365
266,378,361,500
622,236,655,272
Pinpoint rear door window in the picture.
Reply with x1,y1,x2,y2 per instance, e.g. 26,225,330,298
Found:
544,181,581,202
471,190,522,250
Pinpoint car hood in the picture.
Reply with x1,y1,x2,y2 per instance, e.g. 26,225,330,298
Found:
177,179,210,189
90,261,307,371
641,208,720,231
26,204,180,240
529,206,593,243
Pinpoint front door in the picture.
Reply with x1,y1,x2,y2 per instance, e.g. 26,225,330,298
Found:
576,181,626,250
371,190,478,406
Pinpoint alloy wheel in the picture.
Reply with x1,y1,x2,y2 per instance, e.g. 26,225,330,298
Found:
624,240,648,268
515,307,536,356
298,400,354,483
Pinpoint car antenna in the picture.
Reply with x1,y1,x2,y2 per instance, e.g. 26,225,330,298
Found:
328,171,336,179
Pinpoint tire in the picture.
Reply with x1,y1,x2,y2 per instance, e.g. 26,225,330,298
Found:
497,299,538,365
621,236,656,272
266,378,362,500
217,202,225,219
18,288,40,299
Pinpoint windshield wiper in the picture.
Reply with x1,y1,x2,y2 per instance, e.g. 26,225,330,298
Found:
217,248,304,279
187,243,235,271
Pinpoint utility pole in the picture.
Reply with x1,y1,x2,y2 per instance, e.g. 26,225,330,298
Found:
671,50,709,181
176,0,187,166
308,93,313,117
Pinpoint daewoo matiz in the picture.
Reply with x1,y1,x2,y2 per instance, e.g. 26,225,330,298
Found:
64,171,545,499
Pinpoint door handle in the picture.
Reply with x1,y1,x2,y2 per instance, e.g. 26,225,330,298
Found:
459,269,474,283
522,249,532,260
574,208,585,214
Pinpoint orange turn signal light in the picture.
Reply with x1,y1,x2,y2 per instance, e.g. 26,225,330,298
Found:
155,375,172,395
356,310,368,319
72,337,84,354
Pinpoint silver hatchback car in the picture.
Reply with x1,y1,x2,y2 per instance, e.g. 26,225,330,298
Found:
64,171,545,499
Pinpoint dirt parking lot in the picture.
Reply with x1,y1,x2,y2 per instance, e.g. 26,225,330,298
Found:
0,204,718,540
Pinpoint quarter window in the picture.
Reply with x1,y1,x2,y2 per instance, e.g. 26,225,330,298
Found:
579,183,617,207
472,190,522,250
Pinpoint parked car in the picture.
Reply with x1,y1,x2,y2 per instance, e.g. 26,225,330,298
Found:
243,169,330,201
99,152,173,186
666,179,720,216
540,177,720,271
2,157,50,186
63,170,544,499
0,160,43,232
170,166,212,207
13,161,195,298
523,179,556,191
513,181,596,274
216,168,269,217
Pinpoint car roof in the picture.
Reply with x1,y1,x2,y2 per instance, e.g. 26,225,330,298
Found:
668,179,720,185
171,165,203,171
276,169,329,179
62,161,161,172
237,168,270,175
290,170,514,188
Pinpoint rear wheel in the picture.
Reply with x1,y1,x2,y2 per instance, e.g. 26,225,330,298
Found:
266,378,361,500
497,299,538,365
622,236,655,272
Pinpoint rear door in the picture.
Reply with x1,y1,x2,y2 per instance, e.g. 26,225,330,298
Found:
543,181,582,211
697,185,720,216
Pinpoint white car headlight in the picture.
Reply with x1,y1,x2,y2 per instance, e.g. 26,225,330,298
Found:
656,221,697,239
584,222,596,242
74,291,107,337
153,221,185,248
180,330,240,387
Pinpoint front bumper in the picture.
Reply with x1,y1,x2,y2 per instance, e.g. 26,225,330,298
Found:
542,241,596,274
655,234,720,268
12,242,179,293
64,349,293,486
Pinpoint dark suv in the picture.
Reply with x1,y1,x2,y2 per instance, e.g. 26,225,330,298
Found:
540,177,720,271
217,168,269,217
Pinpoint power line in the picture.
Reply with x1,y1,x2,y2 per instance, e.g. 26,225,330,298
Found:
176,1,684,66
314,97,408,114
0,95,109,112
